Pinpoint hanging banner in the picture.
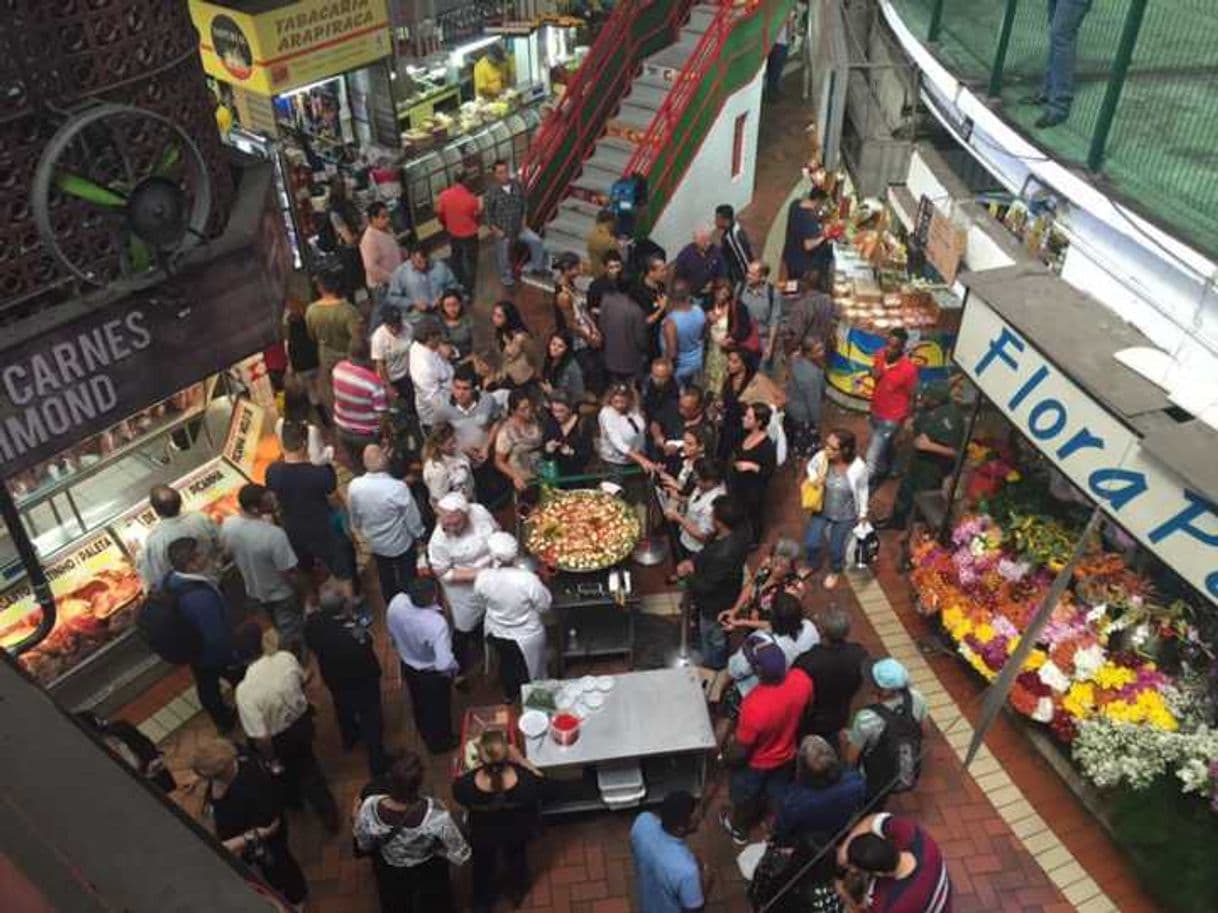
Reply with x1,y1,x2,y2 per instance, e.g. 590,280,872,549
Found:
955,297,1218,604
190,0,392,96
223,398,267,477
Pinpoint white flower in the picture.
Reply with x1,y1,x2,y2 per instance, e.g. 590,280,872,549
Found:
1085,604,1108,625
1073,644,1107,681
1130,624,1150,648
1038,661,1071,694
1032,697,1055,723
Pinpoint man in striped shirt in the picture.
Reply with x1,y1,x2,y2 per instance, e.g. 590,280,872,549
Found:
331,337,388,470
839,813,952,913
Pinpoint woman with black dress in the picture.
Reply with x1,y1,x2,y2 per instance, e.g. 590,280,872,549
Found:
541,390,594,479
540,331,586,403
730,401,777,544
352,753,470,913
452,730,545,913
192,738,308,907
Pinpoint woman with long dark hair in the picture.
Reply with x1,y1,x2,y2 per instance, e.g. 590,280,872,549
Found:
326,176,366,296
803,427,869,590
490,299,538,389
540,330,585,402
729,401,778,545
453,730,545,913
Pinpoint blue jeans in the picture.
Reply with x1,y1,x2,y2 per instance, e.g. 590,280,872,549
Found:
805,513,852,573
697,613,728,670
494,227,547,283
1042,0,1092,116
865,417,902,481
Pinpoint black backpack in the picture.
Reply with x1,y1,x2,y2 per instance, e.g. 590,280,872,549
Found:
861,691,922,796
136,580,206,665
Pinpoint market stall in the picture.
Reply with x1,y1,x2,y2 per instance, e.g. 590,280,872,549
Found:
823,197,962,408
520,668,717,815
905,264,1218,908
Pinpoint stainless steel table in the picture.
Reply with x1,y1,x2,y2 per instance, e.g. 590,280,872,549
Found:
522,668,716,814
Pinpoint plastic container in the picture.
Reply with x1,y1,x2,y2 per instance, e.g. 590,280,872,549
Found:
550,712,582,747
597,759,645,808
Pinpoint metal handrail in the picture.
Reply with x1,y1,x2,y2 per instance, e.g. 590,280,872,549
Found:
520,0,696,228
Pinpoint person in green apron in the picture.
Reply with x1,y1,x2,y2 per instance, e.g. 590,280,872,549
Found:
880,381,964,529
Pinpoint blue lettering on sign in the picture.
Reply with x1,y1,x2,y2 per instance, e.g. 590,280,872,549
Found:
1148,492,1218,548
1028,398,1067,440
1088,468,1148,511
1208,571,1218,600
1056,427,1104,460
973,326,1025,377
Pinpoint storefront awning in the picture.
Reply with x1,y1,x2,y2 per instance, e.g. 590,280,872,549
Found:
959,264,1218,501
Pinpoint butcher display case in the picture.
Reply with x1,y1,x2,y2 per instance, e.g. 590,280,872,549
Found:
0,380,259,710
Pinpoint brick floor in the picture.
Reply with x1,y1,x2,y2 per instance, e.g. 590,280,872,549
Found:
124,82,1168,913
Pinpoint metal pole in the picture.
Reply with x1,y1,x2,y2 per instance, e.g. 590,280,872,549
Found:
1087,0,1148,172
927,0,946,42
964,507,1102,767
988,0,1021,98
937,396,984,545
0,481,57,657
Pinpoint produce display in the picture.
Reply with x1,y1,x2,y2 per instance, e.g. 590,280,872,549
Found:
910,453,1218,807
523,490,640,572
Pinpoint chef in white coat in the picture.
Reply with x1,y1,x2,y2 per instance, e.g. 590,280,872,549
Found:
473,532,551,702
427,492,498,676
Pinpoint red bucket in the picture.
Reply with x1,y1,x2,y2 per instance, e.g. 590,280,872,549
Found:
550,712,582,747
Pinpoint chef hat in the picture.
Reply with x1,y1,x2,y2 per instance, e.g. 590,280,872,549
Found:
487,531,519,564
437,492,470,513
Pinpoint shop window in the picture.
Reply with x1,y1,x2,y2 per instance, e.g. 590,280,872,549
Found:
732,113,747,179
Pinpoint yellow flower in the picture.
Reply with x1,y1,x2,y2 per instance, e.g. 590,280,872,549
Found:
1093,663,1137,690
974,623,997,643
1022,650,1047,672
942,606,965,631
1061,682,1096,720
1005,471,1022,482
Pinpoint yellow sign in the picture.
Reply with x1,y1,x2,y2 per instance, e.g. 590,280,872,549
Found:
190,0,392,96
222,398,266,477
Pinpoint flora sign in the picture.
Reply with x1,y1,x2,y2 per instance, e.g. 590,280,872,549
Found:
955,297,1218,605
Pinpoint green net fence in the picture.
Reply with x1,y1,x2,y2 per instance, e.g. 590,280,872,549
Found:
889,0,1218,260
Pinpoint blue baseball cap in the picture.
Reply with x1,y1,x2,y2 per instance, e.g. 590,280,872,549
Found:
870,657,909,690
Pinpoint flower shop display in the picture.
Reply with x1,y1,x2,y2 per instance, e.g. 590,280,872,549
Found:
911,506,1216,802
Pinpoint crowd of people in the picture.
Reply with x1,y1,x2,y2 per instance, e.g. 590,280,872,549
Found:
123,164,970,913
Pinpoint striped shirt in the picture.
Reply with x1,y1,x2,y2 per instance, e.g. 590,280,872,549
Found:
866,814,952,913
332,359,387,436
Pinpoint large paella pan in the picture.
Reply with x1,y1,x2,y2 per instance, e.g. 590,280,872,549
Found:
523,489,641,572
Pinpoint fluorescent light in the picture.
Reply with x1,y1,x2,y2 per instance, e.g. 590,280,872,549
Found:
277,75,342,98
450,35,500,65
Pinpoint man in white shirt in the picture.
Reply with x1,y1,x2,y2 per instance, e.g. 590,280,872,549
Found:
386,578,459,752
427,492,499,676
347,445,426,604
137,485,220,588
221,483,308,654
473,532,552,702
370,304,414,402
408,321,455,428
235,626,339,831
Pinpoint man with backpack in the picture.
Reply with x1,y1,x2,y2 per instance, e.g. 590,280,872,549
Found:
846,658,926,802
157,536,242,731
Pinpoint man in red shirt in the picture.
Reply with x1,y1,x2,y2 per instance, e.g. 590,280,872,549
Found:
435,169,482,294
720,636,814,844
865,327,918,483
839,813,952,913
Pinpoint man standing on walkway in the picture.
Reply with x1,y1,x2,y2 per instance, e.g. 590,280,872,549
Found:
137,484,220,590
1027,0,1094,129
737,261,780,367
387,577,459,753
846,658,927,802
385,244,458,330
331,337,390,469
795,606,869,750
304,583,389,775
347,444,426,603
879,381,965,529
436,169,482,293
715,204,753,287
673,227,725,305
235,626,340,832
306,264,363,414
863,327,918,483
221,484,309,656
484,159,547,287
630,791,709,913
166,537,241,732
359,201,404,328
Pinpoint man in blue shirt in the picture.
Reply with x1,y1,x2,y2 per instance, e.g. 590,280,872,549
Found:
672,227,725,304
774,734,867,847
166,536,241,731
386,577,458,753
385,244,458,330
630,791,706,913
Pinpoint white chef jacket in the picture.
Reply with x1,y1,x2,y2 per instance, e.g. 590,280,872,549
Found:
474,565,551,642
680,482,727,553
410,342,454,427
427,504,499,632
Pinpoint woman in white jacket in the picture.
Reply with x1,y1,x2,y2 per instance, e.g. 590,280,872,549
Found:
803,427,869,589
